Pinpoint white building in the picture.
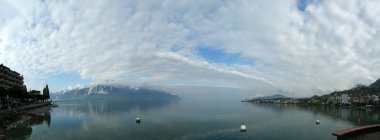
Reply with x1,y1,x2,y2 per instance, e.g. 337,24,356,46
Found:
341,94,349,104
372,95,379,103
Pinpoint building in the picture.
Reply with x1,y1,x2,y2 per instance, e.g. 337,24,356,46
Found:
373,95,379,103
0,64,24,89
328,96,341,104
341,94,349,104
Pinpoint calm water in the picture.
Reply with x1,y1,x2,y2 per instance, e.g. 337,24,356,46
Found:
5,98,380,140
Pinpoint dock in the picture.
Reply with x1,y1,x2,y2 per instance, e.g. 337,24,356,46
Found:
332,124,380,140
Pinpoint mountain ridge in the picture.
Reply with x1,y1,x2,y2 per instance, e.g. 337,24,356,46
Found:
52,84,179,101
330,79,380,96
242,94,291,102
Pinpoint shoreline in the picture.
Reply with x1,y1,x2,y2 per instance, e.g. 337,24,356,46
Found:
0,103,52,138
243,101,380,107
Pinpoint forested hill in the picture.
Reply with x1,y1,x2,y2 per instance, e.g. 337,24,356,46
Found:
330,79,380,95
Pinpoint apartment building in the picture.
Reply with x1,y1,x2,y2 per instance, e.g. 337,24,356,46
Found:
0,64,24,89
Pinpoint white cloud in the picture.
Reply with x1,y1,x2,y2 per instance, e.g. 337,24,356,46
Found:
67,83,84,91
1,0,380,97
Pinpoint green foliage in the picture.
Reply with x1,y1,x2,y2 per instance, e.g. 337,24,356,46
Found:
0,85,50,103
42,84,50,100
29,90,43,100
0,85,51,103
8,86,27,98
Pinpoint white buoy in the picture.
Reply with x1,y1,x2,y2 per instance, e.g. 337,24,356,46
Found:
240,124,247,132
136,117,141,123
316,120,320,124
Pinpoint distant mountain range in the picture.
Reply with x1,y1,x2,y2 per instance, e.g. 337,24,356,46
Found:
242,94,291,102
255,94,289,100
242,79,380,102
52,85,179,101
330,79,380,96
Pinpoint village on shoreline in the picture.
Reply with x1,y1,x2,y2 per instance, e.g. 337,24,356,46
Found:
243,79,380,108
244,93,379,107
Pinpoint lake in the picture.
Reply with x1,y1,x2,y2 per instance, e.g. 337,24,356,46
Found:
5,98,380,140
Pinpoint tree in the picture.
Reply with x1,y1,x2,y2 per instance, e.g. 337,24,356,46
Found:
43,84,50,101
46,85,50,99
29,90,41,101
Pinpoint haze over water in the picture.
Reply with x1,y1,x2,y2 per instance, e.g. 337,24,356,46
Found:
6,97,380,140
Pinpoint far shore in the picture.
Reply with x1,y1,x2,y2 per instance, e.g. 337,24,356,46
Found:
243,101,380,109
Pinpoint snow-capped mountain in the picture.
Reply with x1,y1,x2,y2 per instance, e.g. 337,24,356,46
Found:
52,85,179,101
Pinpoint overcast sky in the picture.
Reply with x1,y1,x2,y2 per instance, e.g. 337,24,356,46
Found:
1,0,380,97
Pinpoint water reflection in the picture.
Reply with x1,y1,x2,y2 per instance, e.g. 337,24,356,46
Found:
6,99,380,140
248,103,380,126
6,99,178,140
58,99,179,117
5,112,51,140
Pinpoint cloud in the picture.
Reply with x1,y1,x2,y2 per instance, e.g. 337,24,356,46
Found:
1,0,380,96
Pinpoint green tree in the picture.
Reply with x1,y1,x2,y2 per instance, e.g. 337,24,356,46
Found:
46,85,50,99
42,84,50,101
29,90,41,102
7,86,27,106
9,86,25,98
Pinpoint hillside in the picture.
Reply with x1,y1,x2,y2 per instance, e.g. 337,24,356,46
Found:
330,79,380,96
52,85,179,101
242,94,292,102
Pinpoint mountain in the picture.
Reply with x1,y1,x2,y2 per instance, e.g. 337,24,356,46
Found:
330,79,380,96
52,85,179,101
242,94,290,102
369,79,380,89
255,94,289,100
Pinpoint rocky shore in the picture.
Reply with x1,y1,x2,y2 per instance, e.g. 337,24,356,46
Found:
0,104,52,138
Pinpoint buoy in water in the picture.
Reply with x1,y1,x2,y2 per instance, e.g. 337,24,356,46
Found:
136,117,141,123
240,124,247,132
316,120,320,124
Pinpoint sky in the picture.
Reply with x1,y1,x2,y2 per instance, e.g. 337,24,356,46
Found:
1,0,380,97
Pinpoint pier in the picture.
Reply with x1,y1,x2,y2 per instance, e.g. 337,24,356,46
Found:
332,124,380,140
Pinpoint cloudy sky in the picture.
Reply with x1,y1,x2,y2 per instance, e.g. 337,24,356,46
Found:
1,0,380,97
